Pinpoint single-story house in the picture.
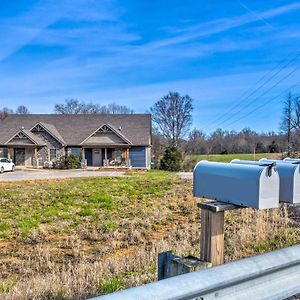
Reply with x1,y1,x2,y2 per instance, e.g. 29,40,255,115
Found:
0,114,152,169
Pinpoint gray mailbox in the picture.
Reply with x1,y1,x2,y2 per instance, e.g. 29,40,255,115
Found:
255,158,300,204
193,160,279,209
283,157,300,163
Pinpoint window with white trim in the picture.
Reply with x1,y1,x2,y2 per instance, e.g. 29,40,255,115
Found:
50,149,57,161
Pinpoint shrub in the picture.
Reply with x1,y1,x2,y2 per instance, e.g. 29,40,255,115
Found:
159,146,182,171
268,141,279,153
182,156,198,172
65,154,80,169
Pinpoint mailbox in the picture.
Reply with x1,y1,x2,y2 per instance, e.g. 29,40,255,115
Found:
256,158,300,204
283,157,300,163
193,160,279,209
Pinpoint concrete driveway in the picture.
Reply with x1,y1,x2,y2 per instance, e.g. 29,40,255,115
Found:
177,172,193,180
0,169,125,182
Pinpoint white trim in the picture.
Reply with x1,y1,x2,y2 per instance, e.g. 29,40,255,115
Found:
80,123,132,145
30,122,65,146
5,129,38,145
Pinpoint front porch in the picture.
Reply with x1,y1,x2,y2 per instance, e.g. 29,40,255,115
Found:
81,147,131,168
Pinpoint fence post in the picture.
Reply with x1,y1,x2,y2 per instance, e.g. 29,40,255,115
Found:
198,202,240,266
158,252,211,280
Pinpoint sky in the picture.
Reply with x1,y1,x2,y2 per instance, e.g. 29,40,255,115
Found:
1,0,300,134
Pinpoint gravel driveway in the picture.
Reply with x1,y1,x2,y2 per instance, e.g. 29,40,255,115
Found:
0,169,125,182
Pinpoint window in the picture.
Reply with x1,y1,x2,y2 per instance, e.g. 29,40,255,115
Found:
71,148,80,156
0,148,8,158
50,149,57,161
115,149,122,163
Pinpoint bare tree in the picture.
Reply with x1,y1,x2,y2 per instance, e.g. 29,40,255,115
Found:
280,93,293,156
292,95,300,130
209,128,227,154
54,99,134,114
15,105,30,114
54,99,85,114
0,107,13,120
185,129,207,154
105,103,134,114
150,92,193,146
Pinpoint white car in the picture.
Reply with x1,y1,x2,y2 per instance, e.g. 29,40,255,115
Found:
0,158,15,173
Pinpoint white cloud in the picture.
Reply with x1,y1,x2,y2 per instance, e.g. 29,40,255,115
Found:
0,0,117,62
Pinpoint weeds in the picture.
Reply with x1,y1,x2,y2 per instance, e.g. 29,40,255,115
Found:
0,171,299,299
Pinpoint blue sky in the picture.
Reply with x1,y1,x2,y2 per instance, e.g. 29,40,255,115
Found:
1,0,300,133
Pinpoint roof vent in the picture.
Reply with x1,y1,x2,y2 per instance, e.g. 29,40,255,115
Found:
21,126,24,130
119,126,122,131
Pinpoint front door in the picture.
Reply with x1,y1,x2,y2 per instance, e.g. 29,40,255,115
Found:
85,148,93,166
14,148,25,166
93,149,102,166
25,148,32,166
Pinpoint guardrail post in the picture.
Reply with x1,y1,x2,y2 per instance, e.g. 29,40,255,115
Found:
198,202,240,266
158,251,211,280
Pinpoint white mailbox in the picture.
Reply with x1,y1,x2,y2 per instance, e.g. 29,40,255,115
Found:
193,160,280,209
256,158,300,204
283,157,300,163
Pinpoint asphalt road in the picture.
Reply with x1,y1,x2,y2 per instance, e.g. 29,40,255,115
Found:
0,169,125,182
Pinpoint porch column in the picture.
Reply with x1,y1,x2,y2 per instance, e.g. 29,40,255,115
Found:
104,148,107,160
8,148,13,161
35,148,39,167
82,148,85,160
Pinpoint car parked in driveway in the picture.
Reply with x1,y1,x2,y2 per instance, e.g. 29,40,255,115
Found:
0,158,15,173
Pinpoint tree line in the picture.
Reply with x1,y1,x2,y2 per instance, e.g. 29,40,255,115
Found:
280,92,300,156
0,91,295,170
0,105,30,119
0,99,134,120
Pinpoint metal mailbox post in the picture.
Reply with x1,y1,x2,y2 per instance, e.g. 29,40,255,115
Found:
193,160,280,209
232,159,300,204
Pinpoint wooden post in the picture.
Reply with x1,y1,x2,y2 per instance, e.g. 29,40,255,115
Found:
158,251,211,280
198,202,240,266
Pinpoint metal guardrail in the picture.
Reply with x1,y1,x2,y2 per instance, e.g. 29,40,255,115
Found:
92,244,300,300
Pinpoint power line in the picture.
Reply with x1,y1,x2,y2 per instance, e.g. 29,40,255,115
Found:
206,54,300,131
204,47,300,131
221,77,300,130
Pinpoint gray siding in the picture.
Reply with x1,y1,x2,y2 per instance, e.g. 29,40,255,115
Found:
30,131,65,167
129,147,146,168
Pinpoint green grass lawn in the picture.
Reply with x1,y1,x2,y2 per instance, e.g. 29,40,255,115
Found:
190,153,281,163
0,168,299,300
0,170,197,299
182,153,281,171
0,170,179,239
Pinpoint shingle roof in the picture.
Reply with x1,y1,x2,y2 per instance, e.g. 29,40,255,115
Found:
22,130,47,146
0,114,151,146
37,122,66,145
80,123,133,145
5,129,46,146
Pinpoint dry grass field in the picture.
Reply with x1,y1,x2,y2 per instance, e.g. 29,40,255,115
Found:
0,170,299,299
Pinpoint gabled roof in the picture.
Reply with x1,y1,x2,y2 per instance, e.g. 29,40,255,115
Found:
80,123,132,145
5,129,46,146
31,122,66,145
0,114,151,146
